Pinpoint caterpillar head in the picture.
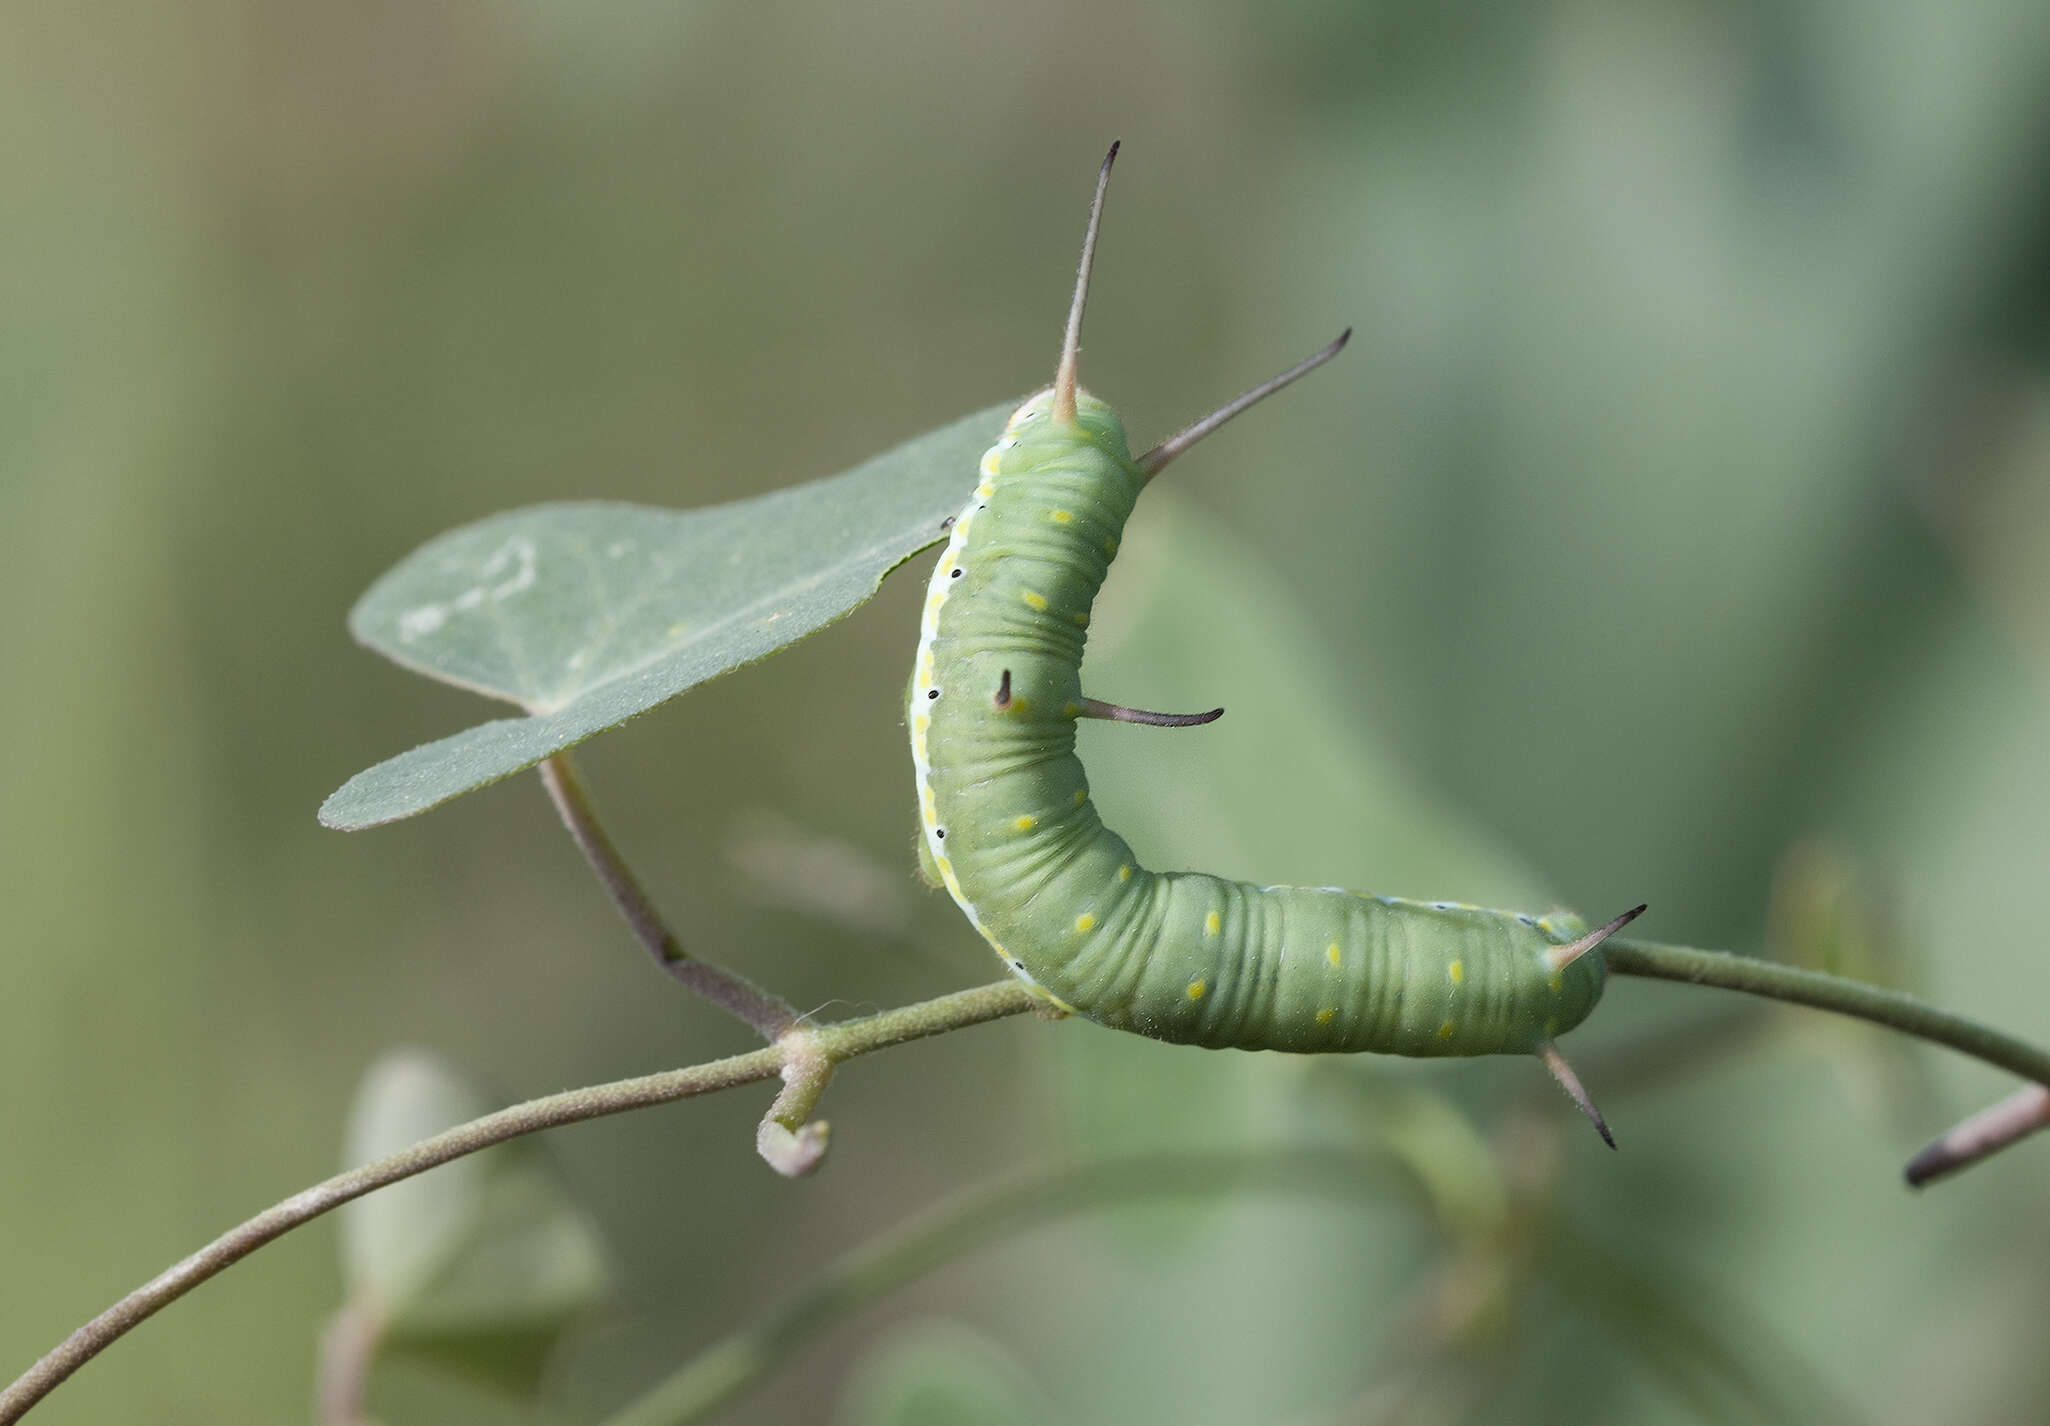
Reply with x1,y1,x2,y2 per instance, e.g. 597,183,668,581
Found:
1005,387,1134,468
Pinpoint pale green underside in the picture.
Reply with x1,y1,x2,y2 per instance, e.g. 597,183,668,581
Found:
321,403,1012,829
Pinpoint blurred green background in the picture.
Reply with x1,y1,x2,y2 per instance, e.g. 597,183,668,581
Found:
6,1,2050,1422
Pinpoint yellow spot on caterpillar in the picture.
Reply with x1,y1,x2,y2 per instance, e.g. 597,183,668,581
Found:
1075,913,1096,933
1022,590,1048,611
1315,1006,1335,1026
1204,912,1221,936
1050,509,1073,524
1117,864,1133,882
1104,537,1117,556
1448,959,1465,985
935,856,952,877
1014,815,1037,832
980,450,1000,478
1186,978,1207,1001
976,483,995,498
1545,1017,1559,1037
1437,1019,1456,1039
1074,787,1087,805
1325,943,1342,968
1007,696,1031,714
1071,610,1089,627
1064,702,1079,717
913,713,929,734
1548,970,1564,993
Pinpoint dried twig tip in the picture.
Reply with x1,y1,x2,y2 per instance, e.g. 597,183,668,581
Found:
1904,1084,2050,1188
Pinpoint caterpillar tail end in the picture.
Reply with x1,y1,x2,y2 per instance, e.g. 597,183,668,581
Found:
1537,1039,1615,1150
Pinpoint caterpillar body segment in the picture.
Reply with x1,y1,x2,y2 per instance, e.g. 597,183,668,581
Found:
907,146,1637,1138
910,392,1610,1056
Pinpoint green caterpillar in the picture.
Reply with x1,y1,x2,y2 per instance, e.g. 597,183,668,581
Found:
909,145,1641,1142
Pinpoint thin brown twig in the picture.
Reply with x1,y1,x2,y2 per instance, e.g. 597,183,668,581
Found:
538,752,797,1040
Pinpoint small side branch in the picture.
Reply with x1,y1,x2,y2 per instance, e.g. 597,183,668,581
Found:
539,753,797,1041
1904,1085,2050,1187
756,1033,834,1178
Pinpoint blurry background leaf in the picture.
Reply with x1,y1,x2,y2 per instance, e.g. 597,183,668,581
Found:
322,405,1009,829
1765,842,1937,1136
341,1050,610,1395
835,1320,1052,1426
1049,490,1546,1252
721,807,917,942
1767,842,1896,986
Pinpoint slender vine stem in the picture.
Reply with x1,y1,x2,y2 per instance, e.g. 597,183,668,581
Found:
12,933,2049,1424
598,1150,1403,1426
1605,938,2050,1086
0,980,1037,1426
542,752,843,1172
1607,936,2050,1178
539,752,798,1041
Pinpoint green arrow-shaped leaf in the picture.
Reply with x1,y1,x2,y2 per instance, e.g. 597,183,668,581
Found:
320,402,1011,829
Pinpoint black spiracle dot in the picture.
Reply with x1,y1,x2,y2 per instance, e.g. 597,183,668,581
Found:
934,828,945,839
927,688,940,700
951,568,963,578
940,515,955,529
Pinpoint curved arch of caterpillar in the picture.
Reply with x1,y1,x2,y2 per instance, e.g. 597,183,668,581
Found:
908,145,1642,1144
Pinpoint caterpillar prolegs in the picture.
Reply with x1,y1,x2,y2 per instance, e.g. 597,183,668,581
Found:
908,145,1642,1143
